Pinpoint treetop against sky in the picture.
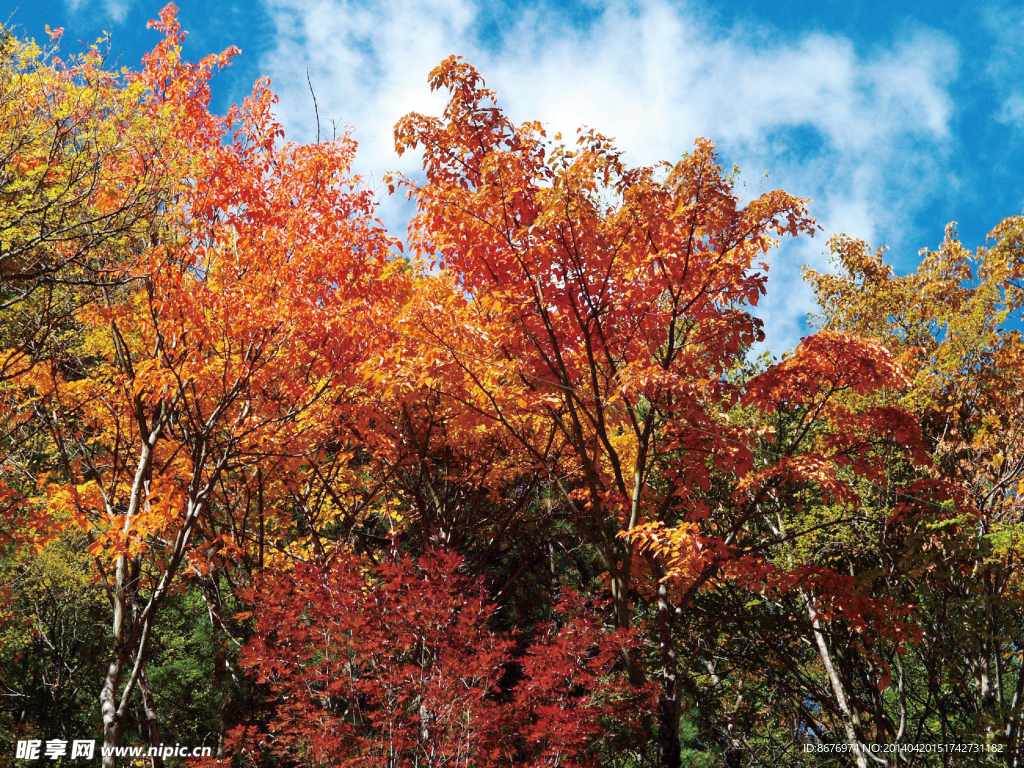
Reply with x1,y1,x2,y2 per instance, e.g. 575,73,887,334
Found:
10,0,1024,351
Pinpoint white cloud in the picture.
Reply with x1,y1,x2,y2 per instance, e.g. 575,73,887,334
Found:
64,0,132,24
983,3,1024,130
260,0,958,352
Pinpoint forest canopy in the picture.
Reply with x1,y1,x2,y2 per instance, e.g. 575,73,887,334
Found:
2,7,1023,768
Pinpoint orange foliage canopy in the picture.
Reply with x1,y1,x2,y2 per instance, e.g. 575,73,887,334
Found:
383,56,929,629
25,3,404,578
2,6,407,753
379,56,934,766
386,55,820,621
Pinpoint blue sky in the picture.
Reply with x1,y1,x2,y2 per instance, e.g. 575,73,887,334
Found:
8,0,1024,352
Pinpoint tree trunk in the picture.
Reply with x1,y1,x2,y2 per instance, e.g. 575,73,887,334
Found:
610,569,645,686
803,591,868,768
1006,655,1024,767
139,669,162,768
100,650,126,768
101,556,130,768
656,580,682,768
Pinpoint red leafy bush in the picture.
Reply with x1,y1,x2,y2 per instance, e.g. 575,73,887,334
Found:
221,550,652,767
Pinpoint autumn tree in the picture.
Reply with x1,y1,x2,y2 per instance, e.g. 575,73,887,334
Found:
803,223,1024,761
0,25,183,563
384,57,941,768
2,7,403,763
389,56,799,767
0,26,168,381
636,330,929,767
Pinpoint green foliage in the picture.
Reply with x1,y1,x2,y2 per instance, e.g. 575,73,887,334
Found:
0,534,107,742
